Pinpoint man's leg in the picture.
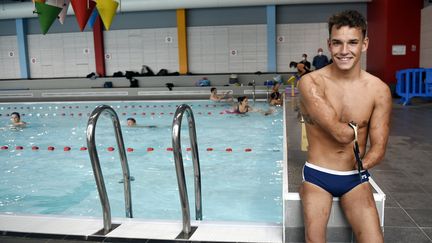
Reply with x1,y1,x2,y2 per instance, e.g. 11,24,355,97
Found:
300,182,333,243
340,182,383,243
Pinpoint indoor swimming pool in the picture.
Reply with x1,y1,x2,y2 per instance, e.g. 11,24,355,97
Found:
0,100,283,223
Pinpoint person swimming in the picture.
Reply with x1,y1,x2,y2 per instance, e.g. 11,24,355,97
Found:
10,112,26,128
126,117,157,128
225,96,249,114
226,96,274,115
209,87,233,102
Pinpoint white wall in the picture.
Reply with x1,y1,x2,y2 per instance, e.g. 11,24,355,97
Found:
104,28,179,75
277,22,366,72
0,22,369,80
27,32,95,78
277,23,329,72
420,5,432,68
188,25,267,73
0,36,20,79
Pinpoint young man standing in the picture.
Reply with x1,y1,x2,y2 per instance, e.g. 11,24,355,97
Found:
298,10,391,243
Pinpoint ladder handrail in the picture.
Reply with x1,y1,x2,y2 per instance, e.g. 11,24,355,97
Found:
171,104,202,235
86,105,133,234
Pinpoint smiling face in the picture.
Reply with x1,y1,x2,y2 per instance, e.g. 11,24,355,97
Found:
328,25,368,72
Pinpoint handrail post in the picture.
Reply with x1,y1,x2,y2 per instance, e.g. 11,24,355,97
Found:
86,105,133,235
172,104,202,236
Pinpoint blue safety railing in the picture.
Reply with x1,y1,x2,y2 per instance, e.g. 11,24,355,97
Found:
396,68,432,105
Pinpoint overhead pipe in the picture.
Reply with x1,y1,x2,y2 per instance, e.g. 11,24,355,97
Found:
0,0,370,20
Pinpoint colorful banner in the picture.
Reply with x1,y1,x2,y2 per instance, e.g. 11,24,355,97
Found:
95,0,119,30
34,2,62,34
71,0,96,31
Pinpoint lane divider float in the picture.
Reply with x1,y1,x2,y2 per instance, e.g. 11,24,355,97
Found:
0,145,256,153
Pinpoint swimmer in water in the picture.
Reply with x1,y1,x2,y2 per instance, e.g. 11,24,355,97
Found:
10,112,26,128
227,96,274,115
126,117,157,128
210,87,233,102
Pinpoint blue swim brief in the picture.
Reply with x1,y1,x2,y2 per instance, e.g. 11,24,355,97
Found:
302,161,370,197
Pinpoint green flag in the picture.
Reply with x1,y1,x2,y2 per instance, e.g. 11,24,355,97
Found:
35,2,62,34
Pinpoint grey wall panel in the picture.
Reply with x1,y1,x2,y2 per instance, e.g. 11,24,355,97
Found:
0,19,16,36
109,10,176,30
187,6,266,26
27,15,92,34
277,3,367,24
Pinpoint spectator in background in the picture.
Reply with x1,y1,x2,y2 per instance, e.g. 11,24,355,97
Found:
299,53,311,71
312,48,330,70
288,61,311,86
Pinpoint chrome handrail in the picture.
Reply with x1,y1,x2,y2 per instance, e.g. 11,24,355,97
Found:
172,104,202,235
86,105,133,234
252,79,256,104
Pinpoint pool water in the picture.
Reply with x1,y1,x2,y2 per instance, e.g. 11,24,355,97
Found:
0,100,283,223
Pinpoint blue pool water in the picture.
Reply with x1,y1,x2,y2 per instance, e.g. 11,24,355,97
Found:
0,100,283,223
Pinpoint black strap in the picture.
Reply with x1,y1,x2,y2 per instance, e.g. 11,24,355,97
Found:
348,122,364,182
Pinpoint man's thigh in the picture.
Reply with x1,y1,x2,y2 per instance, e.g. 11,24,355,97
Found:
340,182,383,243
300,182,333,234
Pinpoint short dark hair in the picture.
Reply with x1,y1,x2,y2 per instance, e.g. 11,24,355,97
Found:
210,87,216,92
127,117,136,123
237,96,247,103
328,10,367,38
11,112,20,119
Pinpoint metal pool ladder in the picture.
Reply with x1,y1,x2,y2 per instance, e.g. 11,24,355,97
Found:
86,105,133,235
172,104,202,239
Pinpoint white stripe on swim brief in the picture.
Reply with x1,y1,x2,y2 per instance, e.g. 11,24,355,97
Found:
305,161,366,176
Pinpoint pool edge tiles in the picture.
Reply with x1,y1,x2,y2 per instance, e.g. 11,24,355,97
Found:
0,213,102,235
0,214,283,242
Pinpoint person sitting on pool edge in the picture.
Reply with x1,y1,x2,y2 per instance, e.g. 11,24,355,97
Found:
209,87,233,102
269,82,283,106
10,112,26,128
126,117,157,128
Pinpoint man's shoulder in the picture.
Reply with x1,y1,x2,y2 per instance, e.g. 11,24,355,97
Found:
362,71,391,102
304,67,328,80
299,70,325,89
362,71,389,90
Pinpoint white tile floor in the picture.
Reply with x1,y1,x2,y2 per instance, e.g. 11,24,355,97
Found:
0,214,283,242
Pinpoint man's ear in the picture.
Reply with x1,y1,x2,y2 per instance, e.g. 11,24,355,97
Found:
362,37,369,53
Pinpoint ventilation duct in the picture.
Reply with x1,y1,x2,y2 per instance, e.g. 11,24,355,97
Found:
0,0,370,20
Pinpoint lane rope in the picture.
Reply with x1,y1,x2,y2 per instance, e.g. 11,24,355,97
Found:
0,145,256,153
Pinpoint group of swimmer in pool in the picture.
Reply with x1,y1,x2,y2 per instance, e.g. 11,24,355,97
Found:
7,97,273,130
5,111,152,129
210,87,280,115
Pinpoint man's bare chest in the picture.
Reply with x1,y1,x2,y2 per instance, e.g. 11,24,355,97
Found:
326,88,374,127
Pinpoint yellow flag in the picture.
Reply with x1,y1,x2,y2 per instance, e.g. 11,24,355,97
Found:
96,0,118,30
